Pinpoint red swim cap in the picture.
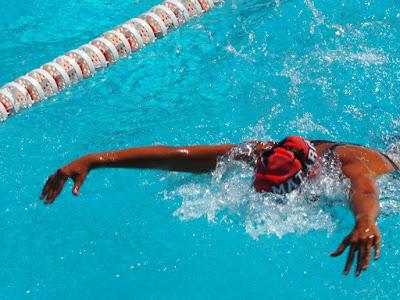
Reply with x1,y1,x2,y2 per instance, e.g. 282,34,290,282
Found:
254,136,318,194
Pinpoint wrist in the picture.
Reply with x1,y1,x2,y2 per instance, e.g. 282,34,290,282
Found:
355,214,376,224
80,154,98,170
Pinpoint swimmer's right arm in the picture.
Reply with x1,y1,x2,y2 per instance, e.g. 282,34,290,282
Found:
40,144,237,204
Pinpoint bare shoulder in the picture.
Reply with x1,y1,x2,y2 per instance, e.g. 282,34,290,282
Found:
334,145,394,176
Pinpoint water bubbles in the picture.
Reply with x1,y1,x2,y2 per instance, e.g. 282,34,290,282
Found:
167,143,351,239
225,44,256,63
303,0,326,34
289,113,331,136
385,141,400,169
378,140,400,216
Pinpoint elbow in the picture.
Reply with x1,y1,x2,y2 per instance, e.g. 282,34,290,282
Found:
350,175,378,195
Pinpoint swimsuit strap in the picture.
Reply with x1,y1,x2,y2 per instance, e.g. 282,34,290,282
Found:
310,139,334,146
328,142,353,151
310,140,356,151
323,142,399,171
380,152,399,170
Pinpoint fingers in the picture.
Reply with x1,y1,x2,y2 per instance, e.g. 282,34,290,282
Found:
355,235,380,276
72,173,87,196
362,238,373,270
374,235,381,260
40,174,56,199
39,170,68,205
45,173,68,205
355,242,365,276
343,244,356,275
332,227,382,277
337,235,379,276
330,236,350,257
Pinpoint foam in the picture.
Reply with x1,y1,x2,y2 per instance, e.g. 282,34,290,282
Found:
167,144,351,239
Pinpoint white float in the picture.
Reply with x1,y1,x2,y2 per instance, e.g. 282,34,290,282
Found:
0,0,221,121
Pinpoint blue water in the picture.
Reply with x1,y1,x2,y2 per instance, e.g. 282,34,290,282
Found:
1,0,399,298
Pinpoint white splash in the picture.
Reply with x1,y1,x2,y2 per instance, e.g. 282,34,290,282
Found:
304,0,326,34
168,146,351,239
289,113,332,136
321,48,388,66
225,44,256,63
385,141,400,169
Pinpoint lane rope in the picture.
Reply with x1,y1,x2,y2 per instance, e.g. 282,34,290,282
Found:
0,0,221,122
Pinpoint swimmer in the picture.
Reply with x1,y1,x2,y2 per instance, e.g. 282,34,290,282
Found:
40,136,399,276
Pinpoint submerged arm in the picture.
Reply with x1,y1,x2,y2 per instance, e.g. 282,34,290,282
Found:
40,144,236,204
330,154,381,276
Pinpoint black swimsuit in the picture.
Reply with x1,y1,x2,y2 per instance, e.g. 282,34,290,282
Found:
311,139,399,170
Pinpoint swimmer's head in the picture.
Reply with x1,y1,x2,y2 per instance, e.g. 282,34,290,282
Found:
254,136,318,194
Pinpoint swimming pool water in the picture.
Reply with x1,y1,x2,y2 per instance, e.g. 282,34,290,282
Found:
0,0,399,298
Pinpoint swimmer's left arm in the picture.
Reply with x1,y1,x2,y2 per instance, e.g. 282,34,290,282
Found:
330,159,381,277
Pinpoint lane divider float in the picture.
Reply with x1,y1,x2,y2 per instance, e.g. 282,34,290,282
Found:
0,0,222,122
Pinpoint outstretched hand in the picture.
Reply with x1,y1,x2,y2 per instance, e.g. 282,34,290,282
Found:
330,217,381,276
40,157,91,204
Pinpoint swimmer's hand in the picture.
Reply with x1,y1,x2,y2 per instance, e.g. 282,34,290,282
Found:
40,156,91,204
330,217,381,276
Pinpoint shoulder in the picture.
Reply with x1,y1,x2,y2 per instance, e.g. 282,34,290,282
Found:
334,145,394,176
